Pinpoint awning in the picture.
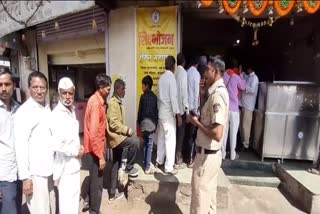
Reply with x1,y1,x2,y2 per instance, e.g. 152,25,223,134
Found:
0,0,95,39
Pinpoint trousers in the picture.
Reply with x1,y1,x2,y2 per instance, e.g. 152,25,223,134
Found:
240,108,253,148
222,111,240,160
26,175,55,214
156,117,176,172
87,153,103,214
0,181,17,214
57,171,80,214
190,150,222,214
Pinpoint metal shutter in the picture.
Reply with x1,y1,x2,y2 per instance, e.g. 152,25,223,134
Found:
36,6,106,43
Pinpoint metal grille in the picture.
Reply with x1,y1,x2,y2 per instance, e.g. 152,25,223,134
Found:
36,6,106,43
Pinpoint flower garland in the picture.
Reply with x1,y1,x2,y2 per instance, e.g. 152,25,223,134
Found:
303,0,320,14
248,0,269,16
223,0,241,15
200,0,214,7
274,0,296,16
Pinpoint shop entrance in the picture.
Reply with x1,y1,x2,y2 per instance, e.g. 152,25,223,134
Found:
48,63,106,132
181,9,320,82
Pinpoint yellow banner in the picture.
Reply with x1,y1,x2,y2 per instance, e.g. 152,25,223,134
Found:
136,6,177,108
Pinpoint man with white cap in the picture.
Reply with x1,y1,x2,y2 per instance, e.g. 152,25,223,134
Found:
51,77,83,214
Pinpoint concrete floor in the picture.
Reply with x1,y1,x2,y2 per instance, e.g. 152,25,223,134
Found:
79,167,305,214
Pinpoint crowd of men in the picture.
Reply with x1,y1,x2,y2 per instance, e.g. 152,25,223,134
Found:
0,53,259,214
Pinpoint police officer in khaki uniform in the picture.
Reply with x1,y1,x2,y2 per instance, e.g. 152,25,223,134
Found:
189,56,229,214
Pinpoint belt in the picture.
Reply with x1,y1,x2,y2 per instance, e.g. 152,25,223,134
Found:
196,146,219,155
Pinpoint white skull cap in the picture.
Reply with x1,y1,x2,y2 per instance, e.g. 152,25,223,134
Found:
58,77,74,90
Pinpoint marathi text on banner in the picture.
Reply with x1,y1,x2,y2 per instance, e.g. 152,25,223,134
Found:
136,6,177,110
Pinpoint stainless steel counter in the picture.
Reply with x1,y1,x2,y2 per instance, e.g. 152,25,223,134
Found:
252,82,320,161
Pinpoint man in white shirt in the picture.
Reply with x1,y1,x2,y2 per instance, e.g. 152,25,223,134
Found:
186,55,200,167
175,53,188,169
52,78,84,214
157,55,181,175
14,71,54,214
239,66,259,149
0,69,20,214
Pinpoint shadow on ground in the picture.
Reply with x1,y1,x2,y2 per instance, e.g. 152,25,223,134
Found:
145,172,183,214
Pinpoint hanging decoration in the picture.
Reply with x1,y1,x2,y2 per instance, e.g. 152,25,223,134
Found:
200,0,214,7
303,0,320,14
233,15,279,28
92,19,97,30
296,0,304,12
54,22,60,31
223,0,241,15
248,0,269,16
242,0,249,13
218,0,225,13
274,0,295,16
41,30,46,38
198,0,320,16
252,29,259,46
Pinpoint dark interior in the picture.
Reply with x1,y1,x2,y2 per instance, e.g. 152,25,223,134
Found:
182,9,320,83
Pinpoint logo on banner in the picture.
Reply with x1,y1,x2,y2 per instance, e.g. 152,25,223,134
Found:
151,9,160,25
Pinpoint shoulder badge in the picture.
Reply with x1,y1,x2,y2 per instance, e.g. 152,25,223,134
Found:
213,103,221,113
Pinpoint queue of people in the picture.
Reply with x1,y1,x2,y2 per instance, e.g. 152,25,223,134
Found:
0,53,259,214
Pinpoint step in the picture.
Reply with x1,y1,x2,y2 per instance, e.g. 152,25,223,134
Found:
222,159,281,188
127,165,232,212
275,163,320,214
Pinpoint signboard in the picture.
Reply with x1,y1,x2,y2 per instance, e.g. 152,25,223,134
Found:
0,0,95,38
136,6,177,107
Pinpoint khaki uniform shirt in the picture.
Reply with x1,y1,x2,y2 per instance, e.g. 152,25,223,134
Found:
196,78,229,150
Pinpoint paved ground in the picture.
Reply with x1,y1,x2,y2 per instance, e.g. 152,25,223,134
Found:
79,167,305,214
237,149,320,195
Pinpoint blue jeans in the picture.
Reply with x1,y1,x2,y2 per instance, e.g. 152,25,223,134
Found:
0,181,18,214
143,131,154,170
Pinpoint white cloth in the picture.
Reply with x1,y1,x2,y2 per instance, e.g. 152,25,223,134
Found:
14,97,54,180
156,117,176,172
240,72,259,111
158,70,180,120
52,102,81,181
187,66,200,112
222,111,240,160
57,171,80,214
175,65,189,115
0,99,19,182
26,175,53,214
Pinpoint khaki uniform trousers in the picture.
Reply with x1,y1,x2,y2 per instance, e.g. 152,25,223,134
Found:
240,108,253,148
190,149,222,214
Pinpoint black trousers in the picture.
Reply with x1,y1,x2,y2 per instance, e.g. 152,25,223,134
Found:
109,137,139,197
87,153,104,214
176,114,187,164
184,123,197,163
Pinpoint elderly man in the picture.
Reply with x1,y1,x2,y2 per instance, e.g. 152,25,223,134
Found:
0,69,20,214
190,56,229,214
52,77,84,214
84,74,112,214
14,71,54,214
107,79,139,203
